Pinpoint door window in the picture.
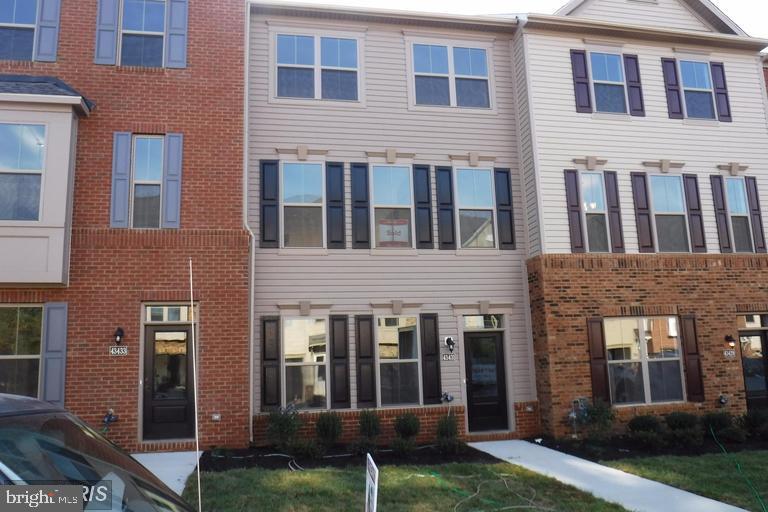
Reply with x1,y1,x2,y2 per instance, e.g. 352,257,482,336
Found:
152,331,188,400
741,334,767,397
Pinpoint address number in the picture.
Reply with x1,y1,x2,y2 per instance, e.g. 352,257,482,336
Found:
109,346,128,356
441,353,457,361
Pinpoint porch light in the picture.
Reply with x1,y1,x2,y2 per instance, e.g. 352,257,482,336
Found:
114,327,125,345
725,335,736,348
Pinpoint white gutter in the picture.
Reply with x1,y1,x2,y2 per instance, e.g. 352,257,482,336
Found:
0,93,91,116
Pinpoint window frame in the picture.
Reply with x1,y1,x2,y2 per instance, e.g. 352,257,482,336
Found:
579,171,612,253
279,161,327,249
0,0,38,61
724,176,755,253
648,173,691,253
586,51,630,115
0,122,47,224
373,315,423,408
0,304,44,399
280,316,330,411
677,59,717,120
129,134,164,229
453,167,498,250
117,0,166,68
370,164,416,250
604,316,687,407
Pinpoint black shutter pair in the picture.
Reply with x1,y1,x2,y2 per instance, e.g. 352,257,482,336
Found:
570,50,645,116
661,58,732,122
711,175,767,253
564,169,624,253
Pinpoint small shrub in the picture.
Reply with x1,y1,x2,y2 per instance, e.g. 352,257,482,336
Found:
742,410,768,440
665,412,698,431
701,412,733,435
719,425,747,444
288,438,324,459
577,400,615,441
665,427,704,449
436,414,464,455
628,415,664,434
351,438,377,457
316,412,343,448
391,437,416,457
267,405,301,451
359,410,381,439
394,413,420,440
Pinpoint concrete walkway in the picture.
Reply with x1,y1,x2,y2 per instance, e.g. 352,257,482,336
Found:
132,451,202,496
470,440,746,512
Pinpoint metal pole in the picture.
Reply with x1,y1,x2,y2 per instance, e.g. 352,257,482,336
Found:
189,257,202,512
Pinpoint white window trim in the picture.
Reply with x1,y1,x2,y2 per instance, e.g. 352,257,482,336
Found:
117,0,167,68
677,59,717,121
268,25,367,107
586,51,630,116
605,316,687,407
143,303,199,324
374,315,423,408
281,316,330,411
0,122,47,225
648,173,691,253
724,176,755,253
129,134,164,229
405,36,497,114
369,164,416,249
453,167,498,250
0,305,44,399
579,171,612,253
279,161,327,249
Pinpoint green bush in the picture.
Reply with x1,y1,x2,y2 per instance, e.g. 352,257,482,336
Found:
665,412,698,431
436,414,464,455
628,415,664,433
267,406,301,451
288,438,324,459
701,412,733,435
391,437,417,457
359,410,381,439
665,427,704,449
316,412,343,448
394,413,420,440
719,425,747,443
742,410,768,440
351,438,377,457
577,400,615,441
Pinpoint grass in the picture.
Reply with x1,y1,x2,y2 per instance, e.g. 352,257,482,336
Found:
183,462,627,512
604,450,768,512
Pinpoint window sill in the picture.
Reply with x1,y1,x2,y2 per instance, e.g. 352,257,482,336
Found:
454,249,501,256
612,400,687,409
369,248,419,256
116,65,172,74
591,112,632,121
407,104,498,115
682,118,719,126
278,248,329,256
0,59,36,68
268,96,367,109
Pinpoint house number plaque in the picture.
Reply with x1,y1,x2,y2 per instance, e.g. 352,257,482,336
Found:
442,353,458,362
109,346,128,356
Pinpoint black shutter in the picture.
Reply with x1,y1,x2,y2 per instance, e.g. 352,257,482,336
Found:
564,169,585,253
710,175,733,253
631,172,655,253
680,315,705,402
710,62,732,123
260,160,279,248
570,50,592,113
661,58,684,119
413,165,434,249
351,163,370,249
326,162,346,249
604,171,625,253
261,317,281,411
436,166,456,250
587,318,610,404
330,315,350,409
420,314,442,405
623,55,645,117
355,315,376,407
494,168,516,250
746,176,767,253
683,174,707,253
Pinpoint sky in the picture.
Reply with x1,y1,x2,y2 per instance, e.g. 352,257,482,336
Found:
287,0,768,39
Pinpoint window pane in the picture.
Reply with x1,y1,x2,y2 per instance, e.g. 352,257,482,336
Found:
608,362,645,404
277,35,314,66
0,308,18,355
144,0,165,32
650,175,685,213
453,47,487,77
380,362,419,406
132,184,161,228
284,318,326,363
121,34,163,67
321,37,356,68
377,317,417,360
456,78,490,108
460,210,495,248
123,0,165,32
590,53,623,83
374,208,411,248
594,83,626,113
604,318,641,360
680,61,712,89
153,331,187,400
580,173,605,212
277,67,314,98
16,307,42,356
644,317,680,359
649,360,684,402
732,217,753,253
586,213,609,252
656,215,689,252
413,44,448,74
284,206,323,248
285,365,327,409
726,178,749,215
373,166,411,206
414,76,450,106
0,124,45,171
321,69,358,101
741,335,766,396
283,163,322,204
457,169,493,208
0,173,41,221
0,359,39,398
684,91,715,119
0,0,36,24
0,27,34,61
134,137,163,182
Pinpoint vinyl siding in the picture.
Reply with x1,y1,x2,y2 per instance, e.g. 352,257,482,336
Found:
248,14,535,424
569,0,714,33
525,29,768,254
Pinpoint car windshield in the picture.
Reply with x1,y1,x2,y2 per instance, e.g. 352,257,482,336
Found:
0,411,191,511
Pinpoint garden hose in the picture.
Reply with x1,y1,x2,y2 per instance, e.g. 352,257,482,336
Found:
709,425,767,512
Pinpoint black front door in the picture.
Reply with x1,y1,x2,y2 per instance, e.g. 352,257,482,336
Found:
143,325,195,440
741,331,768,410
465,332,508,432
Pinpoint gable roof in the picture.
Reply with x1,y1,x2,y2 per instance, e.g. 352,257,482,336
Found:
555,0,746,36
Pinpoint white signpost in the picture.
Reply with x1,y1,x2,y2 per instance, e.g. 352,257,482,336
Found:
365,454,379,512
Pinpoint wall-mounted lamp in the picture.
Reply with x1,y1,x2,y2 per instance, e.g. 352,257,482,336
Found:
114,327,125,345
725,335,736,348
444,336,456,353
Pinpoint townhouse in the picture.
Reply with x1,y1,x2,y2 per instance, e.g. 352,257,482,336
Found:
0,0,250,451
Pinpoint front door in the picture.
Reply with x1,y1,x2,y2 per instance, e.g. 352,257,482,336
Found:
143,325,195,440
740,331,768,410
464,332,508,432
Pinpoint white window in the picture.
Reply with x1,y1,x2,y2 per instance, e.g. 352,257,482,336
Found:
604,316,685,405
580,172,610,253
456,168,495,249
121,0,166,67
679,60,716,120
376,316,421,406
725,177,754,253
649,175,689,253
0,306,43,398
283,317,328,409
0,123,45,221
589,52,627,114
145,305,196,323
0,0,37,61
372,165,413,248
275,33,359,101
411,42,491,109
281,162,325,248
130,135,164,228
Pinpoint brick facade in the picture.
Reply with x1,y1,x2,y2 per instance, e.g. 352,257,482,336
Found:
0,1,250,451
527,253,762,438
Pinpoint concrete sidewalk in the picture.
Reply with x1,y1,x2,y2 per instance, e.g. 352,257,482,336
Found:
470,440,746,512
132,451,202,496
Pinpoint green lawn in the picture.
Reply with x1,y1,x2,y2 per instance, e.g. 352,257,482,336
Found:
605,451,768,512
183,462,627,512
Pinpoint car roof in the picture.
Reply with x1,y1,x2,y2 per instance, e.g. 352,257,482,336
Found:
0,394,65,417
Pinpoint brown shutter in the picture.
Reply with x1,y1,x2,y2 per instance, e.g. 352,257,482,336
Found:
564,169,585,253
261,317,281,411
326,162,346,249
351,163,370,249
587,317,610,404
623,54,645,117
745,176,767,253
680,315,705,402
355,315,376,408
420,314,442,405
711,176,733,253
710,62,732,123
570,50,592,113
330,315,350,409
683,174,707,253
661,58,684,119
413,165,434,249
631,172,655,253
604,171,625,253
494,168,516,250
436,166,456,250
260,160,279,248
